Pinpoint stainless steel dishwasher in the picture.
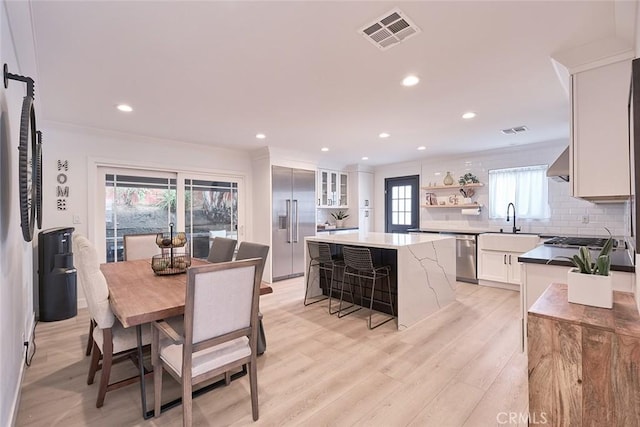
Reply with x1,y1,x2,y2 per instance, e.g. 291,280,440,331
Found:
441,233,478,283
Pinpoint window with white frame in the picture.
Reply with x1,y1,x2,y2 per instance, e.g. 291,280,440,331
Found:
488,165,550,220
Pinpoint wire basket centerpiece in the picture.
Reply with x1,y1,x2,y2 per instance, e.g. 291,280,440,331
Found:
151,223,191,275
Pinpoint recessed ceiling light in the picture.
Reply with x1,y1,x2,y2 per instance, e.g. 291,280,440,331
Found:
417,146,426,151
116,104,133,112
462,112,476,119
379,132,390,138
402,75,420,87
321,147,329,152
362,157,369,160
255,133,266,139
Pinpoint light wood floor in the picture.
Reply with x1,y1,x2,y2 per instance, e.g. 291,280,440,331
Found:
16,279,529,426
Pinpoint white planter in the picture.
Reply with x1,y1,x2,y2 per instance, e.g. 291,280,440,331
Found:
335,220,344,228
567,268,613,309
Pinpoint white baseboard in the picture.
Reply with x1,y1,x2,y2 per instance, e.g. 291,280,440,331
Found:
11,311,36,427
633,254,640,312
478,279,519,292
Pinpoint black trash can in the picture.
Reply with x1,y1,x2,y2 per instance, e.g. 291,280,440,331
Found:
38,227,77,321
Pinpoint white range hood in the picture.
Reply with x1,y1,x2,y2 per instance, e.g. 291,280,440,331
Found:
546,147,570,182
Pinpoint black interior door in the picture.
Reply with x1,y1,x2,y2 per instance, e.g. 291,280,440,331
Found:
385,175,419,233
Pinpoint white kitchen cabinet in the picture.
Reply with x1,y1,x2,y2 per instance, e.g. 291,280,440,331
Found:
349,170,374,208
338,172,348,207
317,169,348,208
478,250,522,285
477,233,539,289
359,208,373,232
571,59,631,201
357,171,374,208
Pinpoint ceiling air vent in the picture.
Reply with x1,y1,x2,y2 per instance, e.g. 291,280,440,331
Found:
501,126,529,135
360,8,421,50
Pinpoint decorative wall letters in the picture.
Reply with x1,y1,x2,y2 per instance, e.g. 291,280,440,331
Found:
56,160,69,210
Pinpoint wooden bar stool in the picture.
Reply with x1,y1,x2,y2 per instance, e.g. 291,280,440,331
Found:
341,246,395,329
305,241,345,314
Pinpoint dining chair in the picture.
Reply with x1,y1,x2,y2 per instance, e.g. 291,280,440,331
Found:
207,236,237,263
83,233,159,357
73,234,152,408
124,233,160,261
152,259,262,425
235,241,270,355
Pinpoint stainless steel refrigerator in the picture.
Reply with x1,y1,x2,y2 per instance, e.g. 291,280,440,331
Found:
272,166,316,281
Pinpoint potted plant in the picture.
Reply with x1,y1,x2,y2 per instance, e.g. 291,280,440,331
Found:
563,235,614,308
330,210,349,228
458,173,479,186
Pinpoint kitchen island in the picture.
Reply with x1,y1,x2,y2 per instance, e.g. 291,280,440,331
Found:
305,232,456,329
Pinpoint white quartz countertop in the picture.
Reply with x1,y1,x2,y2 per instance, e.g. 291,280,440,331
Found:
306,231,453,249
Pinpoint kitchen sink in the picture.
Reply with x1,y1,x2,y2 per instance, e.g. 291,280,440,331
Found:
479,233,540,252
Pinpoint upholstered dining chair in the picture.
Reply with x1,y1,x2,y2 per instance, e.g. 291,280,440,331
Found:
207,237,237,263
73,235,152,408
84,232,159,357
235,241,270,355
235,242,269,282
124,233,160,261
152,259,262,425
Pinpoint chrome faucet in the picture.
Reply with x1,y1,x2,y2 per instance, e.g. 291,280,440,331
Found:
506,202,521,234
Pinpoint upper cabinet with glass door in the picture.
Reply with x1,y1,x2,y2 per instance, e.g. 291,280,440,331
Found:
317,169,348,208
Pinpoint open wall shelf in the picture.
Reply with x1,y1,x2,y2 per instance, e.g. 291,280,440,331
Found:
423,204,482,209
421,183,484,190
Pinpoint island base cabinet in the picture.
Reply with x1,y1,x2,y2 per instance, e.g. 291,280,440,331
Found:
527,285,640,425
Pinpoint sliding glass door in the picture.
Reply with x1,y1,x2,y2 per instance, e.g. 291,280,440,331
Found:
104,172,177,262
98,167,244,262
184,179,238,259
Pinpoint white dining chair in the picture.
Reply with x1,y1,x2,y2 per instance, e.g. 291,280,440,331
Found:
124,233,160,261
151,259,261,425
73,234,152,407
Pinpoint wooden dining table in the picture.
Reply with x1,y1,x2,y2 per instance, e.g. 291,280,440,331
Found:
100,258,272,419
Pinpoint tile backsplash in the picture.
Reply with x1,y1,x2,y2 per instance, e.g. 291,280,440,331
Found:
419,141,629,238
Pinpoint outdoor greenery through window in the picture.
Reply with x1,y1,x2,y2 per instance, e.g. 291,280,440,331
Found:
105,174,177,262
488,165,550,220
185,179,238,259
105,173,240,262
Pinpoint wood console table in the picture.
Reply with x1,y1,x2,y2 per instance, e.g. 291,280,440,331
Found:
527,283,640,425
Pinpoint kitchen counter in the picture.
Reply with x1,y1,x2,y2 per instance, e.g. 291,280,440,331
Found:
316,226,359,233
308,231,453,249
305,232,456,329
518,245,635,273
407,228,490,235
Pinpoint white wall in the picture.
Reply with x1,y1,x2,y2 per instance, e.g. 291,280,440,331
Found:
374,140,628,237
1,2,38,425
372,160,422,232
40,122,253,240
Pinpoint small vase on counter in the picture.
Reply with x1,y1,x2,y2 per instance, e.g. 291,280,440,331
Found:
335,220,344,228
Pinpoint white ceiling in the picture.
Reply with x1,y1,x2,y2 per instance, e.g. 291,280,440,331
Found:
24,1,634,166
